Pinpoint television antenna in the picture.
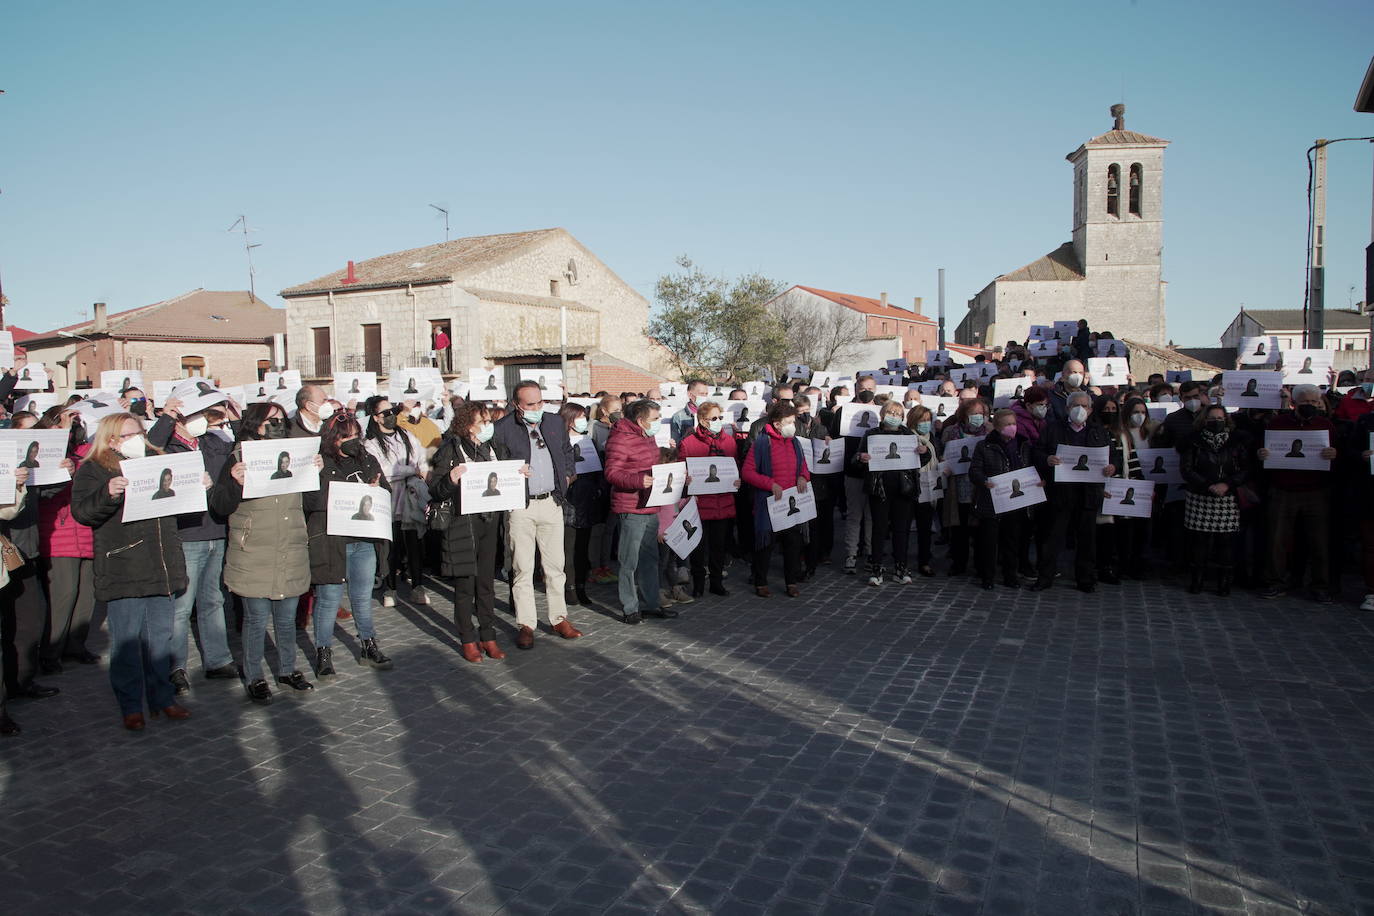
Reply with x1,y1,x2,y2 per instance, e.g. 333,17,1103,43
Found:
227,215,262,300
429,203,450,242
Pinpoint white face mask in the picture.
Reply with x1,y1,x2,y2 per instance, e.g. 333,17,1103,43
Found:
1129,413,1146,427
315,402,336,421
1183,398,1202,413
1065,373,1084,389
778,422,797,438
183,416,208,438
120,434,147,460
1069,405,1089,424
1030,404,1049,419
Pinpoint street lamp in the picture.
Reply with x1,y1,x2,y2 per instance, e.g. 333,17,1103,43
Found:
55,330,98,382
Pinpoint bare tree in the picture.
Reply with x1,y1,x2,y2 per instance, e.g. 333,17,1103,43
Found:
769,293,870,371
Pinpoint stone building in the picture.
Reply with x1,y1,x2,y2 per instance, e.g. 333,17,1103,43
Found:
765,285,939,368
957,105,1170,348
24,289,284,390
280,228,665,394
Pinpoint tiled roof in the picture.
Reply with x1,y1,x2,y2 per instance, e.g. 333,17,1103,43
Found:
997,243,1085,282
1241,309,1370,332
1172,347,1233,371
30,290,284,344
1085,129,1169,146
793,286,935,322
281,228,565,296
4,326,40,343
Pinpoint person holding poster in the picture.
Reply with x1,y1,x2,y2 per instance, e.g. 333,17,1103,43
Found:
793,393,837,578
853,400,924,587
559,402,607,608
303,414,395,675
428,402,509,662
210,403,321,706
1179,404,1251,595
1096,399,1152,584
675,400,738,598
936,398,991,577
361,396,431,608
741,401,811,598
69,413,191,731
604,398,674,623
826,384,878,576
1254,384,1338,602
145,396,239,694
907,405,940,578
1033,391,1113,593
969,409,1036,590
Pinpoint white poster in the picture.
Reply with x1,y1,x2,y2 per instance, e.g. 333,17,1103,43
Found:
457,459,527,514
388,374,436,403
885,358,909,373
334,372,378,401
920,467,947,504
519,369,563,401
809,438,844,475
1166,370,1193,383
993,378,1028,408
990,466,1046,514
171,379,228,415
659,382,683,398
766,485,816,532
119,451,207,523
646,460,688,508
325,481,393,538
1027,325,1053,341
925,350,953,367
1052,320,1079,340
924,396,959,422
3,429,70,486
153,380,182,404
1221,370,1283,409
14,364,49,391
1054,445,1109,482
810,371,837,389
1095,339,1128,359
13,392,61,416
663,497,703,561
1263,430,1330,471
241,438,321,498
0,331,12,371
725,400,765,430
1087,357,1130,383
1102,478,1155,518
70,396,124,424
1028,339,1059,358
1281,349,1334,386
1146,401,1181,423
786,363,811,379
840,403,880,437
101,370,144,393
1238,336,1280,366
742,381,768,399
653,421,675,448
570,435,602,473
264,370,303,393
686,456,739,495
1137,447,1183,484
866,434,919,471
706,381,732,398
0,441,15,505
468,368,506,401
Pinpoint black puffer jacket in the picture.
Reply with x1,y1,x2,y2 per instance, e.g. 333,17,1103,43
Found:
969,430,1036,518
1179,428,1251,496
853,426,921,500
303,449,389,585
70,458,188,601
428,435,501,578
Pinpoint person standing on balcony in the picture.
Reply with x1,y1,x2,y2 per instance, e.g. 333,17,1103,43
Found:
432,327,451,373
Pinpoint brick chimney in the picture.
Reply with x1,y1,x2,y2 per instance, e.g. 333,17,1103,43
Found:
1111,103,1125,131
93,302,107,331
880,292,888,308
913,297,923,311
341,261,358,286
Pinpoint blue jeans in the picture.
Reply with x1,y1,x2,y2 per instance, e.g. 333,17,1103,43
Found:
616,512,660,615
106,595,175,716
241,597,299,682
313,542,378,647
170,539,231,672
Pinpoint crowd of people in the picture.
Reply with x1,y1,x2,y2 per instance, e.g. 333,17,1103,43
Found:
2,317,1373,737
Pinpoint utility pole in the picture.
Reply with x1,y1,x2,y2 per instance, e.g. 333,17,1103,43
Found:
1308,140,1328,348
227,215,261,301
937,268,946,349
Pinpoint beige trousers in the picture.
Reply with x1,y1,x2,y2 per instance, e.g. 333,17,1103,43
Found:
508,495,568,628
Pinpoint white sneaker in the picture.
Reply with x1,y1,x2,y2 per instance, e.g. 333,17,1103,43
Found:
670,585,694,604
410,587,429,606
1361,594,1374,612
381,591,396,608
868,573,883,587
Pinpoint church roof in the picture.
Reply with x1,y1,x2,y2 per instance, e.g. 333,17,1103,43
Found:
793,286,936,323
281,228,567,296
1084,129,1169,147
1242,308,1369,332
996,243,1085,283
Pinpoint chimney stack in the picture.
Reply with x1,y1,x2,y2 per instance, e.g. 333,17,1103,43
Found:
342,261,358,286
1111,103,1125,131
880,292,888,308
93,302,107,331
913,296,923,312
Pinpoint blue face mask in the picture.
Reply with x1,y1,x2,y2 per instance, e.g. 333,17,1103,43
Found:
706,419,724,435
967,414,986,429
643,419,661,437
916,421,932,435
475,423,494,443
521,409,543,425
881,415,902,428
573,418,589,434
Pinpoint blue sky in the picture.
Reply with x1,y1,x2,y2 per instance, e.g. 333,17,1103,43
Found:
3,0,1372,346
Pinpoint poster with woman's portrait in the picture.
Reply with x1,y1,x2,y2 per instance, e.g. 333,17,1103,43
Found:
1280,349,1334,386
1220,370,1282,409
646,461,688,508
663,497,703,561
990,467,1046,514
457,459,527,514
14,362,50,391
1238,336,1281,366
993,378,1027,408
570,435,603,474
519,369,564,402
119,451,207,522
333,372,378,402
765,485,816,533
1136,447,1183,484
866,435,919,471
263,370,303,392
241,438,321,498
387,375,436,403
1086,357,1130,384
807,437,844,475
468,368,506,401
1054,445,1109,483
0,429,71,485
326,481,393,539
840,403,881,438
1102,478,1154,518
101,370,145,394
1263,430,1331,472
686,456,739,496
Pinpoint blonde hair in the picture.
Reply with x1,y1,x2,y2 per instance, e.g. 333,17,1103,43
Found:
87,412,161,471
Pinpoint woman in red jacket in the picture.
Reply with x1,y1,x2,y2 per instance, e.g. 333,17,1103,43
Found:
603,398,672,625
38,438,99,670
741,402,811,598
677,400,738,597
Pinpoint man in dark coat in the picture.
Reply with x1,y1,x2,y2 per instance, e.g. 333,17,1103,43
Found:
1033,391,1114,592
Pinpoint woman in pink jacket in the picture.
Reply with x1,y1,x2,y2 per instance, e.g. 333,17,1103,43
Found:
603,399,673,625
38,440,101,670
741,401,811,598
676,401,738,598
